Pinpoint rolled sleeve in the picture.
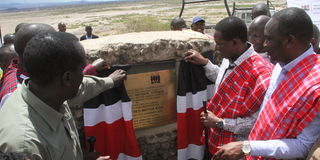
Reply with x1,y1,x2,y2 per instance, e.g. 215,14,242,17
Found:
203,60,219,82
223,110,259,135
68,75,114,107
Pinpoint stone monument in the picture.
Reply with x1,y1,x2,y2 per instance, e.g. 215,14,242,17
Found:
80,30,216,160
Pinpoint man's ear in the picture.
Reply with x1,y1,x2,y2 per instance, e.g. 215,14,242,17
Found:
311,37,317,46
61,71,72,87
285,34,296,48
232,38,242,46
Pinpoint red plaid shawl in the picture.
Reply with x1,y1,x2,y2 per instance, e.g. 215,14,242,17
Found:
0,59,25,101
0,60,97,102
206,54,273,154
247,54,320,160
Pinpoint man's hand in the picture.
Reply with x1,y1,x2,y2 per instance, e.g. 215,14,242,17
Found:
200,111,221,128
184,49,208,65
212,141,245,160
108,69,126,87
91,58,110,72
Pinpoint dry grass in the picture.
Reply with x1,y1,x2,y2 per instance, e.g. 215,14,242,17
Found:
0,0,286,38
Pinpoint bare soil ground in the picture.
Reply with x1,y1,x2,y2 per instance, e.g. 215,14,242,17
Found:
0,0,287,39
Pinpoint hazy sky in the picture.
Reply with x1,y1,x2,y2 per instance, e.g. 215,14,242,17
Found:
0,0,118,4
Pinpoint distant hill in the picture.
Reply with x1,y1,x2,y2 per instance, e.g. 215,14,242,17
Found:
0,0,129,12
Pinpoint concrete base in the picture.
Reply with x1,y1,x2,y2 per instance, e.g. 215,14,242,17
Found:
135,123,177,160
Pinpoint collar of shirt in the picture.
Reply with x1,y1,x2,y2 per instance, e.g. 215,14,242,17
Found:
21,79,64,132
232,43,257,67
86,35,92,39
280,45,315,73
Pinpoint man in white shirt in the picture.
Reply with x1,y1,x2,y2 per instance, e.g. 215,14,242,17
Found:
185,16,273,155
212,7,320,160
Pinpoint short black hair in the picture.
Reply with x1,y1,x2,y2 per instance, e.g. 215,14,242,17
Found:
3,33,15,45
215,16,248,42
0,44,17,69
85,25,92,30
14,23,55,60
58,22,66,27
23,32,86,86
273,7,313,43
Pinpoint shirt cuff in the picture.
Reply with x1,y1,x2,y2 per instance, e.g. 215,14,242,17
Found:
203,60,214,70
222,118,236,131
249,140,271,156
102,77,114,89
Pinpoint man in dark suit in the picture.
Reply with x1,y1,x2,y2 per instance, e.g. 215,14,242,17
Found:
80,25,99,41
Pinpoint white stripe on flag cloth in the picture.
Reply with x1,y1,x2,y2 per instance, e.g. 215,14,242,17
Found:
178,144,204,160
118,153,143,160
84,101,132,126
177,84,214,113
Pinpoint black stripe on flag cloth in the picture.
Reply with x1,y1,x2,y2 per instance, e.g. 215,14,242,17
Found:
84,66,131,108
177,50,215,160
177,51,215,96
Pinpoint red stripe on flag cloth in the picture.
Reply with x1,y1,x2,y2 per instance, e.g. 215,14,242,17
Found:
178,108,204,148
84,120,141,160
177,108,205,160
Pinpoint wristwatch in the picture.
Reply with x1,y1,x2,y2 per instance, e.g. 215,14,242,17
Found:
242,141,251,155
215,118,224,129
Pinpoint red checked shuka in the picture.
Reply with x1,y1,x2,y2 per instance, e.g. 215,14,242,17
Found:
206,54,273,154
247,54,320,160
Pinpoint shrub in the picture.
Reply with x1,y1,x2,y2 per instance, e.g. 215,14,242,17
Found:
124,15,170,32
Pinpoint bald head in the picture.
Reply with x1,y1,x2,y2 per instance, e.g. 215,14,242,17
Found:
14,23,56,60
249,15,270,31
252,3,271,20
3,33,15,45
248,15,270,53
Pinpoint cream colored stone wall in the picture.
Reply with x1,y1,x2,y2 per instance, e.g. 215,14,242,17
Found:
81,31,215,65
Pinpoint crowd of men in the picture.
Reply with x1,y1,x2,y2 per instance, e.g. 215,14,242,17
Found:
172,3,320,160
0,2,319,160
